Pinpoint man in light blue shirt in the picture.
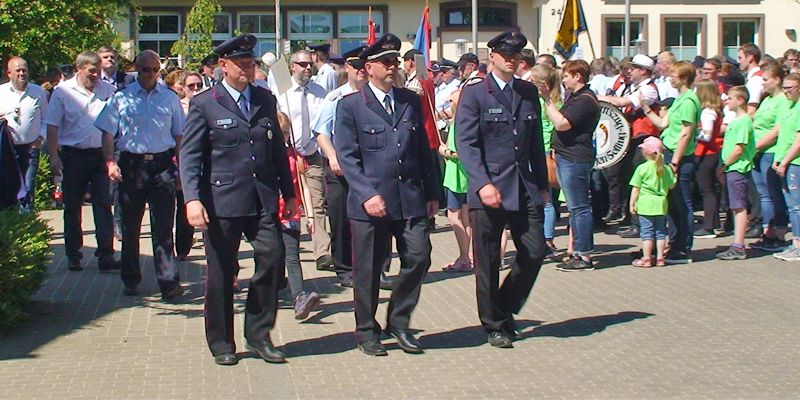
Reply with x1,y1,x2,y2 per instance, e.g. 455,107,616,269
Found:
95,49,185,300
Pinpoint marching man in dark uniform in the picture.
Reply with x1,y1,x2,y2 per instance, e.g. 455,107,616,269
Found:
456,30,549,348
180,34,296,366
335,33,439,356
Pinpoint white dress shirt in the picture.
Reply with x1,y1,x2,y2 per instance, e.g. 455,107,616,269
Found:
44,77,116,149
368,81,395,114
0,82,48,145
654,76,680,101
275,77,326,156
746,67,765,104
625,78,659,110
315,63,338,94
435,79,460,112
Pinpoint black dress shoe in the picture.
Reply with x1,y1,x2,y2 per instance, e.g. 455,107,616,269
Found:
246,339,286,363
358,339,388,356
68,259,84,272
214,353,238,366
602,210,622,223
487,332,513,348
162,285,185,300
98,258,121,272
387,329,423,354
379,273,393,290
123,285,139,296
502,319,522,341
315,255,335,271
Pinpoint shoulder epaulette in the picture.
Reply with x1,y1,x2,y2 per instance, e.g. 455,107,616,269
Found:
461,76,484,88
325,88,342,102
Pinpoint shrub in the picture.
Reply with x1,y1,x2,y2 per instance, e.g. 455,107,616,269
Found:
0,207,52,334
34,153,55,212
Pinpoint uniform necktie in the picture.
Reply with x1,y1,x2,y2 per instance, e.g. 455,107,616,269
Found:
238,94,249,120
502,84,513,104
383,95,393,115
301,86,311,140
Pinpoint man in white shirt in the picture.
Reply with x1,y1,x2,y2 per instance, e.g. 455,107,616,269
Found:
654,51,680,104
0,57,48,208
44,51,119,273
738,43,765,117
309,43,337,93
275,50,332,270
434,60,460,119
515,49,536,82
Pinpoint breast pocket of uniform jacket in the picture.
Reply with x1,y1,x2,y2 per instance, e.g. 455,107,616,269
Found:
520,111,539,129
483,112,508,140
213,119,240,148
259,118,275,146
361,123,386,151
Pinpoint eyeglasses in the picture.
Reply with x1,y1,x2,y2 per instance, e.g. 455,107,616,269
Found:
186,83,202,89
783,85,799,91
374,58,400,68
293,61,312,68
139,66,160,73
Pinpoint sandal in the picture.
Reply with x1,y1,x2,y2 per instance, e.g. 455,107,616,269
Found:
655,258,666,267
632,257,653,268
443,259,473,272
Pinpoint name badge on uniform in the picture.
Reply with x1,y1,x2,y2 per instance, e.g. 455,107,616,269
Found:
489,108,503,114
216,118,233,126
267,130,273,140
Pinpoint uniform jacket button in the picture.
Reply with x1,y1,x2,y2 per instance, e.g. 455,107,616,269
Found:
397,143,401,147
252,173,257,177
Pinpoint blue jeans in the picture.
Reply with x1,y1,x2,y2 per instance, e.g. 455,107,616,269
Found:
782,165,800,239
555,154,594,254
753,152,789,229
639,215,667,241
14,143,40,208
664,150,695,253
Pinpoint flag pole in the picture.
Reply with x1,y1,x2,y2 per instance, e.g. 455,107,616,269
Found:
471,0,478,55
583,31,597,60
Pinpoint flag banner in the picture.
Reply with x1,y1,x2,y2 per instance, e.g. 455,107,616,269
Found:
554,0,588,59
413,6,431,68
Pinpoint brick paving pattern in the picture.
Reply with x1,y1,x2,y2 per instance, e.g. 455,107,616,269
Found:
1,206,799,399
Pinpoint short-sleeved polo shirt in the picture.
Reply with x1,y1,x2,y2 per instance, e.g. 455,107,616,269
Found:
753,93,789,154
661,89,700,156
774,99,800,166
551,85,600,163
721,114,756,173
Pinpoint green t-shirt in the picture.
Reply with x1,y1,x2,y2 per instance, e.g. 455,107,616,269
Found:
539,97,561,152
753,93,789,154
721,114,756,173
661,90,700,156
442,123,469,194
774,99,800,166
629,160,676,216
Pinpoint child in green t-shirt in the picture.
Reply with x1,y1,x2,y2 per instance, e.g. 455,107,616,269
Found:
629,137,676,267
717,86,756,260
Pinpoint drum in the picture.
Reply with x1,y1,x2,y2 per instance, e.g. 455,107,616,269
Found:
594,101,631,169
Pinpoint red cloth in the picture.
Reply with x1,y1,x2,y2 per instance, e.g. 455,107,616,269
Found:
279,147,305,224
419,79,439,149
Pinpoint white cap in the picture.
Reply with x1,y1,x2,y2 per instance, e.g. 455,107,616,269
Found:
631,54,655,71
261,52,278,67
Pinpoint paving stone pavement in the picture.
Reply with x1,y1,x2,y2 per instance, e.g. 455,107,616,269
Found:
1,206,799,399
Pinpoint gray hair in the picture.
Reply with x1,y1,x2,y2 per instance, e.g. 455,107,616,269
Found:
290,50,311,64
75,51,100,69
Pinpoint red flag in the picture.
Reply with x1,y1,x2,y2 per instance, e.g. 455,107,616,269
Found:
367,7,376,45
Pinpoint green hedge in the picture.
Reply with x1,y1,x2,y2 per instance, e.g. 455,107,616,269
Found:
34,153,55,211
0,208,52,334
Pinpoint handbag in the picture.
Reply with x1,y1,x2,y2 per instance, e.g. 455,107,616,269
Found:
546,151,559,189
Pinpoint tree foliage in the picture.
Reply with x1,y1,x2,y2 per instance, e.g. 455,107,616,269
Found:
171,0,222,71
0,0,134,79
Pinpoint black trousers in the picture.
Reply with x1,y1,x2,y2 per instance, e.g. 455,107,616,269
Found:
471,190,546,333
60,147,114,262
204,210,285,356
350,217,431,343
117,151,179,293
175,189,195,256
324,165,353,280
695,153,722,231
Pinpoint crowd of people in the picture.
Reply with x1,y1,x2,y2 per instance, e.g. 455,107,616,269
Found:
2,29,799,364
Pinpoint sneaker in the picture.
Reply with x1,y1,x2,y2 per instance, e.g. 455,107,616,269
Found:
293,291,321,320
619,227,640,238
749,235,771,250
545,242,561,260
716,245,747,260
745,225,763,239
774,245,796,259
776,246,800,261
693,228,717,239
555,255,595,272
664,250,693,264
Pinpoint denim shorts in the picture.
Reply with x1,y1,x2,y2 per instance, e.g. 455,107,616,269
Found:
445,188,467,210
639,215,667,241
726,171,750,211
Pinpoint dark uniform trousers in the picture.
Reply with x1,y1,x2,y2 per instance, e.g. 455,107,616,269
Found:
60,146,114,263
351,216,431,343
204,209,284,356
174,189,195,256
472,188,546,333
324,165,353,280
117,150,179,293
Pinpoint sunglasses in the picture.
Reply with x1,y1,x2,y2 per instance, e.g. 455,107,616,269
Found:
186,83,202,89
293,61,312,68
374,58,400,68
783,85,799,91
139,66,160,73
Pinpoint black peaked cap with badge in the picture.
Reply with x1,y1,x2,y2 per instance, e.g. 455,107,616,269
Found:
487,30,527,54
214,34,258,59
330,52,345,65
440,59,459,70
457,53,479,66
342,46,367,69
359,33,401,60
307,43,331,53
200,53,219,66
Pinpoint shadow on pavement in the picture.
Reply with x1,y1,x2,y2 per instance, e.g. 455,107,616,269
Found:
529,311,654,338
280,332,355,357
